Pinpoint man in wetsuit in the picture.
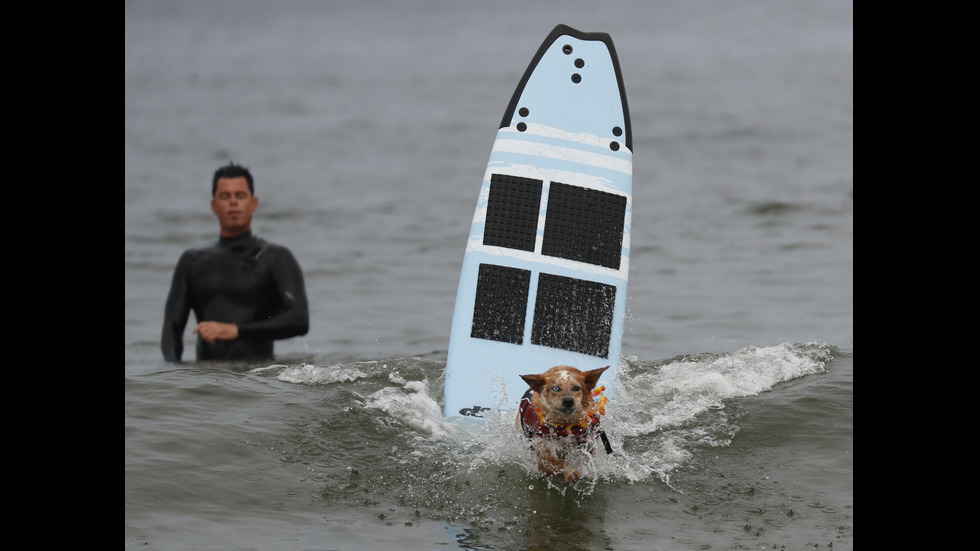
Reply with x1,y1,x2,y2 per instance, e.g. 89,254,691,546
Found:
161,162,310,362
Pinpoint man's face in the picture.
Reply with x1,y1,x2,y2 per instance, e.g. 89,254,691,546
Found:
211,176,258,237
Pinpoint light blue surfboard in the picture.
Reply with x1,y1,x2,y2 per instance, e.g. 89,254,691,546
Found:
444,24,632,420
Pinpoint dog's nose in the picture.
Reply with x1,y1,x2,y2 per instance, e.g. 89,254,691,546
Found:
562,397,575,408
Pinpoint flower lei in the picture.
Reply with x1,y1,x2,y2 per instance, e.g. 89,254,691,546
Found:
531,385,608,432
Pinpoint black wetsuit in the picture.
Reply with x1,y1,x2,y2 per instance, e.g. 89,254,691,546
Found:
161,231,309,362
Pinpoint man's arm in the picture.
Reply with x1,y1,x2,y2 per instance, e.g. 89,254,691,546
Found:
161,252,194,361
236,246,310,341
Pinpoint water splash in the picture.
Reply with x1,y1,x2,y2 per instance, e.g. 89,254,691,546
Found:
273,342,832,494
275,362,370,384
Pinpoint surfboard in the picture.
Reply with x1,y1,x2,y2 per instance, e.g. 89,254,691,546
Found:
444,24,632,420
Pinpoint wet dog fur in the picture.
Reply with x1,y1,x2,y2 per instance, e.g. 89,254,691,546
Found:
517,365,608,483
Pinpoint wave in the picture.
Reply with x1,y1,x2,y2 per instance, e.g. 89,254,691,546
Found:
264,342,835,490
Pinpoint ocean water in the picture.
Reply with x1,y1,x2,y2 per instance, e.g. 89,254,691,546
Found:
125,1,853,549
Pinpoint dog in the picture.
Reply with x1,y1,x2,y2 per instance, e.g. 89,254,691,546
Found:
517,365,612,483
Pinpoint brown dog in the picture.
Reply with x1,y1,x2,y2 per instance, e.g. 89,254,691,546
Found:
517,365,611,482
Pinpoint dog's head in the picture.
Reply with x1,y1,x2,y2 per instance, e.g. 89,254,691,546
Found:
520,365,608,425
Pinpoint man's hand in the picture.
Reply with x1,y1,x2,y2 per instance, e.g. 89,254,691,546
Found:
193,321,239,344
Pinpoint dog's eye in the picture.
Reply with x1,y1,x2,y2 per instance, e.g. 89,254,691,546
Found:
572,385,581,392
551,385,560,392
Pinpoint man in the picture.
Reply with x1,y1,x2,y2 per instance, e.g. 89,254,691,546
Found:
161,162,309,362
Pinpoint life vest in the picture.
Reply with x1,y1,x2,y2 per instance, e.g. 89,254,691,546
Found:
518,387,613,454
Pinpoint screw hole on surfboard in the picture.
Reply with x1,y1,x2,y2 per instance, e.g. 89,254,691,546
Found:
519,107,529,117
613,126,622,137
562,44,573,54
517,122,527,132
575,58,584,68
571,73,582,83
610,141,620,151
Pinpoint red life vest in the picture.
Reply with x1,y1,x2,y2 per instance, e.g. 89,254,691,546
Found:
518,389,602,439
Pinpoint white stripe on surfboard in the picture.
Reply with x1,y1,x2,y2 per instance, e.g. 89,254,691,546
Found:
463,237,630,278
491,139,632,176
499,124,630,152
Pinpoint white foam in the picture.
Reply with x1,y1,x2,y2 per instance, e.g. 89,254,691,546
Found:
276,363,370,384
448,342,831,485
363,372,461,440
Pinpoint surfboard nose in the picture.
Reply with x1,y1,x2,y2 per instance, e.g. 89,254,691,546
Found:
499,24,631,152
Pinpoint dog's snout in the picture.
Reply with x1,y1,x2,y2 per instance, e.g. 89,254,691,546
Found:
562,397,575,408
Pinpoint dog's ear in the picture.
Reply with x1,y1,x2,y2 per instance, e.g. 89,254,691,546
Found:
583,366,609,390
520,373,547,393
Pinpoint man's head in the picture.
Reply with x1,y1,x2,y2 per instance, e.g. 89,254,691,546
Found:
212,162,254,198
211,162,258,238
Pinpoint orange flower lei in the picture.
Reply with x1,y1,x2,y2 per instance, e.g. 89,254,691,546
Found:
530,385,608,432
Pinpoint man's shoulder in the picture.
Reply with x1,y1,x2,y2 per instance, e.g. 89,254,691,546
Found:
252,237,297,254
260,242,300,263
245,238,303,268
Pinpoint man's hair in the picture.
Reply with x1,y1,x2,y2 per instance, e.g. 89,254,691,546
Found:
211,162,255,197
